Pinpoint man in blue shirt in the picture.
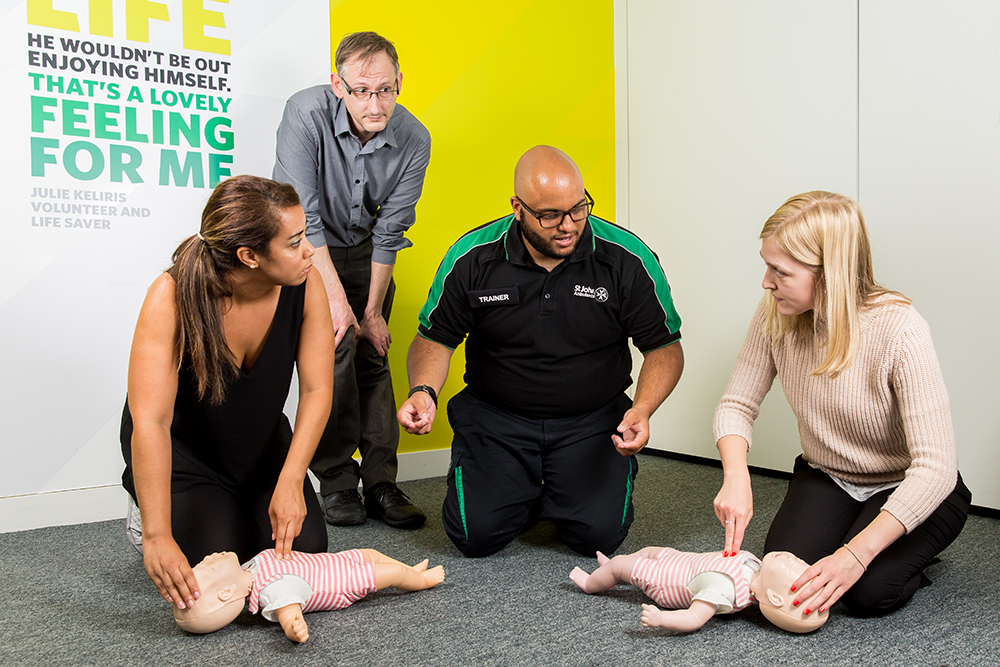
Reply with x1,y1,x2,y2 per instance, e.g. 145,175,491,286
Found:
274,32,430,529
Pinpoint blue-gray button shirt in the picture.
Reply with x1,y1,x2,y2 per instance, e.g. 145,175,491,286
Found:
272,85,431,265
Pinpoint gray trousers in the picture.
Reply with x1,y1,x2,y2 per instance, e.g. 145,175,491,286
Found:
311,239,399,496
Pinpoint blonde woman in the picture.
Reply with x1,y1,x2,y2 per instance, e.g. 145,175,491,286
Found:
713,191,970,618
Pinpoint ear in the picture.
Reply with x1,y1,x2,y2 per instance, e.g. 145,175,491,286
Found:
396,70,403,94
331,72,346,99
510,196,522,218
236,247,258,269
767,589,786,608
217,584,238,602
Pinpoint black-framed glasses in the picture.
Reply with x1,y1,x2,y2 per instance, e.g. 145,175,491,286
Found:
342,77,400,102
516,190,595,228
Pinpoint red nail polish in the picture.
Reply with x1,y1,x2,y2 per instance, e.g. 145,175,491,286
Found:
804,609,811,615
793,600,799,607
819,608,826,613
723,552,729,558
790,585,796,592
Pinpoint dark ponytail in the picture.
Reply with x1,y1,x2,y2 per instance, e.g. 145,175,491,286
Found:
168,175,300,404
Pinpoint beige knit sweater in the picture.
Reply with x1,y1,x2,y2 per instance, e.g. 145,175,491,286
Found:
713,295,958,533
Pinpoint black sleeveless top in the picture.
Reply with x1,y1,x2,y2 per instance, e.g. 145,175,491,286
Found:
121,282,306,493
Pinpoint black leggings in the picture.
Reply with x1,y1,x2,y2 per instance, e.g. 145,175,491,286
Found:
169,463,328,564
764,456,971,616
125,446,328,565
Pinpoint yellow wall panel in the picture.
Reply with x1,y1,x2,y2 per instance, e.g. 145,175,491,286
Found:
329,0,615,453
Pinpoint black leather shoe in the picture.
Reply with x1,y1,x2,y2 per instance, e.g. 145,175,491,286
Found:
322,489,366,526
364,482,426,529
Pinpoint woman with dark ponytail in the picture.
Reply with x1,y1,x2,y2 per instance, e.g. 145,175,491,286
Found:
120,175,335,613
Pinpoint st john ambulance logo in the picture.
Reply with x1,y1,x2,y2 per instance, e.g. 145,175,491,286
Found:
574,284,609,302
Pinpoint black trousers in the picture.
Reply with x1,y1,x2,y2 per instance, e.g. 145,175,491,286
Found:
764,455,971,616
167,451,328,564
310,239,399,496
443,389,637,558
122,447,328,565
121,408,328,565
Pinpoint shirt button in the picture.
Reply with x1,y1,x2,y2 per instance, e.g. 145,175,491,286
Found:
355,179,361,184
544,293,551,299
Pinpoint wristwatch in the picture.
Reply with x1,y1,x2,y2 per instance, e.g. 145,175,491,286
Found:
407,384,438,407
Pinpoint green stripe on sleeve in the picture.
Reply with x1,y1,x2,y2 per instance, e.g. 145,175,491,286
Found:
589,217,682,335
418,215,514,331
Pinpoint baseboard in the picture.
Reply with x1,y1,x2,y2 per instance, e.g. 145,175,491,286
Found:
639,449,1000,520
1,448,452,534
395,447,451,482
0,485,133,534
12,449,991,532
638,448,793,480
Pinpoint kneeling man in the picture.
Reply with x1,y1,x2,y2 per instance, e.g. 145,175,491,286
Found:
398,146,683,557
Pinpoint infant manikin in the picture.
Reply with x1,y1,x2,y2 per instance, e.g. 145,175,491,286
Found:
174,549,444,642
571,548,827,633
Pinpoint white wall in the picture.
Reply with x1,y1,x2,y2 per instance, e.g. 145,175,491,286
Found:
6,0,996,533
858,0,1000,511
618,0,998,510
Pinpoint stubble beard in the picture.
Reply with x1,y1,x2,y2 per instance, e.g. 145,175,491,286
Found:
520,216,577,261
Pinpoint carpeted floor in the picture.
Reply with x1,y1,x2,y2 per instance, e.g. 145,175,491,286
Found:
1,453,996,666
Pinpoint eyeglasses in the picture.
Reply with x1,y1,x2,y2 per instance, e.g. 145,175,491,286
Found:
516,190,595,228
341,77,400,102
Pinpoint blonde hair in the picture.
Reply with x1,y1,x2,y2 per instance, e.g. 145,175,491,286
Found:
759,191,909,378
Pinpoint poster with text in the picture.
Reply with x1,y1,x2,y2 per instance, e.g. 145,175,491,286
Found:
0,0,328,501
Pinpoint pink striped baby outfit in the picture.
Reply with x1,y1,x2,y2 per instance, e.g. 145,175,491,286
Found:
248,549,377,614
630,548,758,611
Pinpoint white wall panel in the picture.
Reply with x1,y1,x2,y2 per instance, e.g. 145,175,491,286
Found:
619,1,858,471
859,0,1000,510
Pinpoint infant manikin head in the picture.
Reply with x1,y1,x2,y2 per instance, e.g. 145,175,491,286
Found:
750,551,829,633
173,552,254,634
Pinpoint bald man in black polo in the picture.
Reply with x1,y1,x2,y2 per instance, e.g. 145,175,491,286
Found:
397,146,684,557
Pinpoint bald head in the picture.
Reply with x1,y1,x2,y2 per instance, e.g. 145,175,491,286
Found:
510,146,590,270
513,146,584,202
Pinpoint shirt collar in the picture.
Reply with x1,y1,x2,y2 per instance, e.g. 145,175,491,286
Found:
504,215,595,268
333,96,353,136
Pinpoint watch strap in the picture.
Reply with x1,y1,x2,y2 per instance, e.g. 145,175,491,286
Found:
407,384,438,407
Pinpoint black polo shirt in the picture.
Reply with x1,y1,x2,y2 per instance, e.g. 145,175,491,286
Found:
418,214,682,419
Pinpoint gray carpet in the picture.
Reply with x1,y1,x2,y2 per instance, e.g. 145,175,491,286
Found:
2,454,996,666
